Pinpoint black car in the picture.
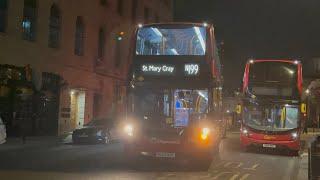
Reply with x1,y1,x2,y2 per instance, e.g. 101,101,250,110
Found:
72,119,112,144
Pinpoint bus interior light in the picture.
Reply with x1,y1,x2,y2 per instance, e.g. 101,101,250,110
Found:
294,60,299,64
249,59,254,64
203,22,208,27
138,23,143,28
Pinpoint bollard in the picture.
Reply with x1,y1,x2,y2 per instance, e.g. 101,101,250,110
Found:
309,135,320,180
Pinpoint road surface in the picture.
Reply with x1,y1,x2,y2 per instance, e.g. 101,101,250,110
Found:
0,133,306,180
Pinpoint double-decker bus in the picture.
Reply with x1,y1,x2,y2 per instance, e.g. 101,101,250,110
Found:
123,23,224,167
240,59,304,154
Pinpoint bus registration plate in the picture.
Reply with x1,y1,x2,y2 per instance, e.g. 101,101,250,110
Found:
156,152,176,158
263,144,276,148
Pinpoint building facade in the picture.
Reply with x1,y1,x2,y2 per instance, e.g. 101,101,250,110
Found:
0,0,172,135
304,58,320,130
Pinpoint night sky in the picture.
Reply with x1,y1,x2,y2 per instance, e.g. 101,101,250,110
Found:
174,0,320,94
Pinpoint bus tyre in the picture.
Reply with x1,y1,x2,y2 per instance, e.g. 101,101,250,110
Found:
125,154,138,167
191,158,212,170
241,145,248,152
289,150,299,156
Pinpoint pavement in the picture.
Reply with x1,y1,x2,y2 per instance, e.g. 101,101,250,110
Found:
0,131,318,180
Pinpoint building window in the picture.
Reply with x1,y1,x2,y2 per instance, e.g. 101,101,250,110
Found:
48,4,61,48
22,0,37,41
131,0,137,22
117,0,123,16
155,14,159,23
97,28,105,60
100,0,107,6
74,16,85,56
0,0,8,32
114,36,122,67
144,7,149,23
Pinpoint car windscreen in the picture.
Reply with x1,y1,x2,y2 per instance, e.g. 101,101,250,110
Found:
85,119,107,126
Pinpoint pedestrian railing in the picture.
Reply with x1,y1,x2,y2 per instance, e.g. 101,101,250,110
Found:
309,135,320,180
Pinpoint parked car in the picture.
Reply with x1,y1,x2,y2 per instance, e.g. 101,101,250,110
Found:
0,116,7,144
72,118,114,144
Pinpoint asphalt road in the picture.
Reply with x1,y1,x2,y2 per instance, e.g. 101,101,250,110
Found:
0,133,307,180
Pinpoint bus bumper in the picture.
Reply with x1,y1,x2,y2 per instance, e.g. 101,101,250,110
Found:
124,141,218,161
240,135,300,151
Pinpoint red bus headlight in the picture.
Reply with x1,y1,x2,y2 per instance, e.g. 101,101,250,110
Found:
201,127,210,140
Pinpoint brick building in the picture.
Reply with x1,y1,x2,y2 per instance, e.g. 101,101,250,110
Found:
0,0,172,135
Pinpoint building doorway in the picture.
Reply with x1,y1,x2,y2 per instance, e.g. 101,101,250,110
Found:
70,90,86,129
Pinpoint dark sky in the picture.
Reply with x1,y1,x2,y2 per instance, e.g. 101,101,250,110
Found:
174,0,320,94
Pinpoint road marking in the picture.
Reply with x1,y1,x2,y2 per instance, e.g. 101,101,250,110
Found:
243,163,259,170
212,172,233,179
213,161,226,168
229,173,240,180
224,162,243,168
240,173,250,180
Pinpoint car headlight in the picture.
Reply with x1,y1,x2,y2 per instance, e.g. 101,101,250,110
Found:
291,132,298,140
124,124,133,136
201,127,210,140
96,130,102,137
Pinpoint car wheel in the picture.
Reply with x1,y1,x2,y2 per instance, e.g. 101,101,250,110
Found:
104,134,110,144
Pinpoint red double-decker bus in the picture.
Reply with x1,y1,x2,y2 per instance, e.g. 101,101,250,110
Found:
122,22,225,167
240,59,304,154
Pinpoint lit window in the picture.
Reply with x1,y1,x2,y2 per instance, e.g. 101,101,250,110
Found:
0,0,8,32
22,0,37,41
74,16,85,56
48,4,61,48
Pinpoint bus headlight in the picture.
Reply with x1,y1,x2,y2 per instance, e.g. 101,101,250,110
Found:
242,128,249,137
291,132,298,140
201,127,210,140
124,124,134,137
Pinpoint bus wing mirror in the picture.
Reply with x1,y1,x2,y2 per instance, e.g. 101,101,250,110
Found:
236,105,242,114
301,103,307,114
281,107,286,121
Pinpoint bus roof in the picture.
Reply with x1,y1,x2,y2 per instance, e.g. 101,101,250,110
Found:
247,59,300,64
137,22,213,28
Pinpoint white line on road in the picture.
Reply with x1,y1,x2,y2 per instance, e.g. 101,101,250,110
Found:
229,173,240,180
240,173,251,180
243,163,259,171
212,172,233,179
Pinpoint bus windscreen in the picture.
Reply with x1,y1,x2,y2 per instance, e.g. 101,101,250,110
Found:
248,62,298,97
249,62,297,84
136,26,206,56
243,105,299,131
